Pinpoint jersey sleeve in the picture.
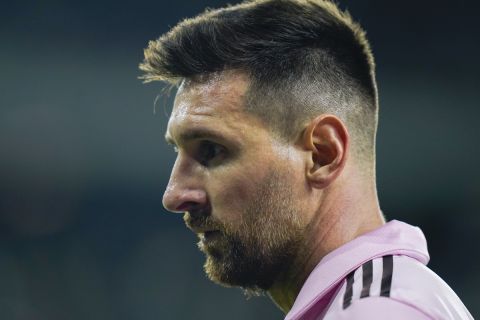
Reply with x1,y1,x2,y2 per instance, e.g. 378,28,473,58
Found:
325,296,433,320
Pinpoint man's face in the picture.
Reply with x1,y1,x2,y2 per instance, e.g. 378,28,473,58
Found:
163,72,309,293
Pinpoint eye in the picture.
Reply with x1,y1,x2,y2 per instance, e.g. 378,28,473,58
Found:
198,141,226,166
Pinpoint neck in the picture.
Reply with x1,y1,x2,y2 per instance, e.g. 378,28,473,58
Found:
267,171,385,314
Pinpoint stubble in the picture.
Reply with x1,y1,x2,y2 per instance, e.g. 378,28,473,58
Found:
193,169,306,295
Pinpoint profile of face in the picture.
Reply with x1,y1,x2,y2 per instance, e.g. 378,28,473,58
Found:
162,72,310,294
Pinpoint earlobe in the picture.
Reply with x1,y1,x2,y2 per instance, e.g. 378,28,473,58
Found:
303,115,349,189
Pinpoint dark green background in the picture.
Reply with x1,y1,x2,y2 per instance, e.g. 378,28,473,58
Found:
1,1,479,319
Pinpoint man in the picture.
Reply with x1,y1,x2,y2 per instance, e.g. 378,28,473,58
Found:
139,0,473,319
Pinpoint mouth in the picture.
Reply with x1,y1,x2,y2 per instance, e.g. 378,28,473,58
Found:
200,230,221,241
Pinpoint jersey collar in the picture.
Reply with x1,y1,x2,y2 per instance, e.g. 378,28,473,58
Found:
285,220,429,320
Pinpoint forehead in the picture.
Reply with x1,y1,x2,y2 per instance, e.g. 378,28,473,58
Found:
166,72,265,142
177,71,248,114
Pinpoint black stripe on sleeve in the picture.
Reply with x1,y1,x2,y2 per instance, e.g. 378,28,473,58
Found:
342,270,355,309
380,255,394,297
360,260,373,298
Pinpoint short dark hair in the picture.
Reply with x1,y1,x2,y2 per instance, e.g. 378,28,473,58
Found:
140,0,379,170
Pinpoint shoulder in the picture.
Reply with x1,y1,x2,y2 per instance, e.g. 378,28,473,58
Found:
321,255,473,320
324,296,431,320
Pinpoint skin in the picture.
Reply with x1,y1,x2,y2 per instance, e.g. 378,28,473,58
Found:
162,70,385,314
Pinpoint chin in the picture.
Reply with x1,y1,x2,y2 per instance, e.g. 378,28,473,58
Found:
202,252,274,295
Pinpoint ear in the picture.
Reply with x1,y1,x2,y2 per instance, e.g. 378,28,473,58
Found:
302,114,349,189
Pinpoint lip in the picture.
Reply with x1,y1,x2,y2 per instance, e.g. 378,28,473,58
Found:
200,230,221,241
204,230,220,236
187,225,218,234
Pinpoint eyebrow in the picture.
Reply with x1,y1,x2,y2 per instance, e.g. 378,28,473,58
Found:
164,128,227,146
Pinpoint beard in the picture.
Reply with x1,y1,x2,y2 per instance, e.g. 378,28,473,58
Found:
184,169,306,295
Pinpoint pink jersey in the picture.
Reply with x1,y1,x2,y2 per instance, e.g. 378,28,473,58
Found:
285,220,473,320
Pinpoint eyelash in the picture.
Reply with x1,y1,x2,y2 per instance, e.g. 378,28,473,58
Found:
198,141,225,166
172,142,226,166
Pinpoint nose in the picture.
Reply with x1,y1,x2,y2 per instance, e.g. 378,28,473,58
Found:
163,185,207,213
162,159,207,213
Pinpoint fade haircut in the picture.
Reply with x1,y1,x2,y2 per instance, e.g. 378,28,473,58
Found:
140,0,379,172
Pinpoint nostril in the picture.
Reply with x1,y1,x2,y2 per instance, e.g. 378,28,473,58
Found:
176,201,200,213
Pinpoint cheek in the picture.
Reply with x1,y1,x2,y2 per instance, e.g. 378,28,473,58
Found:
208,164,270,221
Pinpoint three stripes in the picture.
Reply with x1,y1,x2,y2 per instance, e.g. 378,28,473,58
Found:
343,255,394,309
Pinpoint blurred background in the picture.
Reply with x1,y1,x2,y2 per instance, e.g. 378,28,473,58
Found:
1,0,479,319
